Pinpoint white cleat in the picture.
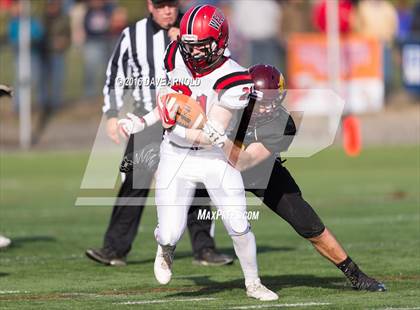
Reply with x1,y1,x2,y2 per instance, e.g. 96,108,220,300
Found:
246,279,279,301
154,244,175,285
0,235,11,249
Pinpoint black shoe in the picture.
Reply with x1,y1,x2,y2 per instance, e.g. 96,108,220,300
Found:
85,248,126,266
193,248,234,266
344,263,386,292
349,272,386,292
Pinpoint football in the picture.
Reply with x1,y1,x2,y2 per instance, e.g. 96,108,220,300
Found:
165,93,207,129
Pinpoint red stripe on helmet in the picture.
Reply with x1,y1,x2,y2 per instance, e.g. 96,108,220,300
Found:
187,5,203,35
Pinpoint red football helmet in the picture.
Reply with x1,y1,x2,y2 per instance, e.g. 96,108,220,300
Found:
179,5,229,74
249,64,287,126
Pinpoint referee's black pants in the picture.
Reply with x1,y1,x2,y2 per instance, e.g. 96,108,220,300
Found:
102,131,215,258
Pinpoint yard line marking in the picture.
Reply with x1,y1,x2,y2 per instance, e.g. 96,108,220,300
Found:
116,297,216,305
229,302,331,309
0,290,30,294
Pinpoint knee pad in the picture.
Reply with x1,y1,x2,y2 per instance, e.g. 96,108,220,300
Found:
226,213,250,236
274,193,326,239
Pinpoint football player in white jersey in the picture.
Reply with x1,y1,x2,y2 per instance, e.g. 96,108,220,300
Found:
117,4,278,301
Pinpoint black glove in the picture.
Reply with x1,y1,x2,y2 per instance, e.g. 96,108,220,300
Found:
120,142,160,173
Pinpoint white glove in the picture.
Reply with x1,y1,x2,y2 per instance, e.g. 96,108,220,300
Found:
117,113,146,137
203,120,227,147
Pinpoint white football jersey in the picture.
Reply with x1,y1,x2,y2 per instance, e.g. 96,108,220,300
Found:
160,41,254,147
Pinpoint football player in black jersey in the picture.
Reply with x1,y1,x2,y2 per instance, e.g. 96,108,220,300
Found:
216,64,386,292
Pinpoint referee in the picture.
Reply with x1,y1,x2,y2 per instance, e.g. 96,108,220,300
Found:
86,0,233,266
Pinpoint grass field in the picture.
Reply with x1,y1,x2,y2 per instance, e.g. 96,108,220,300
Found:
0,146,419,309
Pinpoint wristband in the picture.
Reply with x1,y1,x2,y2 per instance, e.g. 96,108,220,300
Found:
143,110,159,126
170,124,186,138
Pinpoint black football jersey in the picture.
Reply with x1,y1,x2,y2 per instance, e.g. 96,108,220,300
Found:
242,106,296,154
239,106,296,192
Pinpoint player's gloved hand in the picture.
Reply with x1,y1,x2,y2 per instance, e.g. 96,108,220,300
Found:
157,89,179,129
120,142,160,173
117,113,146,137
203,120,227,147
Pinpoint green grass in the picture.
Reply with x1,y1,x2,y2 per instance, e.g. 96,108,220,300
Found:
0,146,419,309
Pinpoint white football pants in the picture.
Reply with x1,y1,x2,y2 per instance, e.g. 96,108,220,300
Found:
154,140,250,246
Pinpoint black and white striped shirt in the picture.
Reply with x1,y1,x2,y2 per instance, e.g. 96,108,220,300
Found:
102,14,181,118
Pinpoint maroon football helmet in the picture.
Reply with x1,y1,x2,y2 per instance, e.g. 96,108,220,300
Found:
249,64,287,126
179,5,229,74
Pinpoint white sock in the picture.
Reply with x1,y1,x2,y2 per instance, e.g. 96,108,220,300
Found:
231,231,260,287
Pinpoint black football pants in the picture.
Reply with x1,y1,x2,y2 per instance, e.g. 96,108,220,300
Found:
261,159,326,239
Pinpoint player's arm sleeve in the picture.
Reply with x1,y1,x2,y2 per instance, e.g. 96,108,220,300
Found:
213,71,254,109
102,28,131,119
